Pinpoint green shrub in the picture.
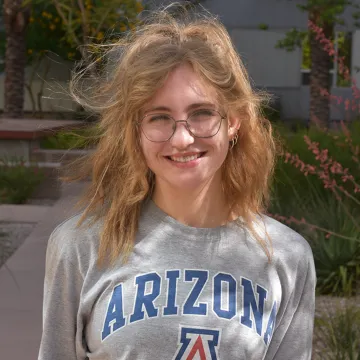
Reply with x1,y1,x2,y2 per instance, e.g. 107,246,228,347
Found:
262,98,282,123
306,197,360,296
314,304,360,360
40,125,100,150
271,173,360,296
277,121,360,180
0,157,45,204
271,122,360,296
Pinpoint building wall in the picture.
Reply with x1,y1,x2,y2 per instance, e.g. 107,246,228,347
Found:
230,28,302,87
202,0,307,29
150,0,360,30
2,0,360,120
231,27,360,121
0,57,77,113
146,0,360,121
0,77,77,113
269,86,357,121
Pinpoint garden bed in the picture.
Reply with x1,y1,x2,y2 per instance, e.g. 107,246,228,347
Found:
271,121,360,359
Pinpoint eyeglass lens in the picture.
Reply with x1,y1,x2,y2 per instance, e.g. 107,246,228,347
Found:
141,109,222,142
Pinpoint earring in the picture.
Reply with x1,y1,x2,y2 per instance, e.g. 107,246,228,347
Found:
230,133,238,149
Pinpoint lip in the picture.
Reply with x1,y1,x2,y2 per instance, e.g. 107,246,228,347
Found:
163,151,207,168
165,151,205,158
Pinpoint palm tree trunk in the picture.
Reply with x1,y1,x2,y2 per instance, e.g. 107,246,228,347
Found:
309,17,333,128
3,0,30,118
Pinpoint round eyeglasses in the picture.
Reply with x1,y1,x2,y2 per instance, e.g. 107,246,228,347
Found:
138,109,225,142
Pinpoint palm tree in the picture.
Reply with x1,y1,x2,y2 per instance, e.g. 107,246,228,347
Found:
3,0,30,118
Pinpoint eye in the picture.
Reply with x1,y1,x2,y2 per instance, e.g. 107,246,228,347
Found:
147,114,172,123
192,109,216,116
190,109,218,122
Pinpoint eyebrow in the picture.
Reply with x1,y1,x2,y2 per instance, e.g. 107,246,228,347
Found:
145,102,216,113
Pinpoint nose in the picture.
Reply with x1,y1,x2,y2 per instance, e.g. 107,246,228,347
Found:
169,121,195,149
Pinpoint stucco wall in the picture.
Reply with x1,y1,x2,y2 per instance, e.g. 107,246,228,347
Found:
148,0,360,30
231,28,302,88
0,57,77,113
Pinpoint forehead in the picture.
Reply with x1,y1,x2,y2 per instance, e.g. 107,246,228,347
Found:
144,64,219,111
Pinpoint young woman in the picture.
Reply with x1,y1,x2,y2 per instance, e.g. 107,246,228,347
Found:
38,5,316,360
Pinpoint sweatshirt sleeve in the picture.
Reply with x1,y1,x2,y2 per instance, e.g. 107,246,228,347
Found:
38,226,87,360
264,245,316,360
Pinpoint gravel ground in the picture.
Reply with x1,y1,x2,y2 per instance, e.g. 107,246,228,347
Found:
0,196,57,268
0,222,36,268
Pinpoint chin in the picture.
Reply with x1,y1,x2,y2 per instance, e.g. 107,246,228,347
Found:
167,173,215,191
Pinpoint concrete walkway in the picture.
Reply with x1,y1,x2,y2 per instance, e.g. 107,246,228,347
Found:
0,182,87,360
0,204,52,223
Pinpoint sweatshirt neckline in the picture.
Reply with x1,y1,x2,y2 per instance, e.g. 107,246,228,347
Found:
144,198,242,237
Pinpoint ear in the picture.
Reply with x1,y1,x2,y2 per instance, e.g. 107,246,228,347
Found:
227,114,241,139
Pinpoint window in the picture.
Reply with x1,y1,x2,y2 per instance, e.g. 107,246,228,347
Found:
301,31,352,87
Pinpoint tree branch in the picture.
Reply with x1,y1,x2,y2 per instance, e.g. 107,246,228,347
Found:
95,7,113,36
52,0,81,47
76,0,89,44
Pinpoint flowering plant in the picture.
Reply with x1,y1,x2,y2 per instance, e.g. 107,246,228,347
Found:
270,20,360,296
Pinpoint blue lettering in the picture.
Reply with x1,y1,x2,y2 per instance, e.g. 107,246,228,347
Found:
129,272,161,323
240,278,267,336
264,301,277,345
163,270,180,316
175,327,220,360
183,270,208,315
101,284,126,341
213,273,236,320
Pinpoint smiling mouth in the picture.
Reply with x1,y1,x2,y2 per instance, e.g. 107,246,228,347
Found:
165,152,206,163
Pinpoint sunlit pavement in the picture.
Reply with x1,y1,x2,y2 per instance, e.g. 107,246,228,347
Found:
0,182,87,360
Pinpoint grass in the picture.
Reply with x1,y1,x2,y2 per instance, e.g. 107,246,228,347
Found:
313,303,360,360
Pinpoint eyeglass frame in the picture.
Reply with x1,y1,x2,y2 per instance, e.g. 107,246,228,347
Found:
137,109,226,143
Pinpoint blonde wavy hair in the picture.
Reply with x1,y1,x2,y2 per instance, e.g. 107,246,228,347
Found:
64,4,277,266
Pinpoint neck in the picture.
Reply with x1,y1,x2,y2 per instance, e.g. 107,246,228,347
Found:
152,176,233,228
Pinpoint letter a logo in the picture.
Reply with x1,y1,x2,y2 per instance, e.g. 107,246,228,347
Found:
173,326,221,360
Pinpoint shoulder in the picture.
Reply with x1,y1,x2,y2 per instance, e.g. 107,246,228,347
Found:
46,212,102,271
260,214,313,257
253,214,315,279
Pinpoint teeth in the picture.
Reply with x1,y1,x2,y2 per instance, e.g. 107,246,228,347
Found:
170,154,201,163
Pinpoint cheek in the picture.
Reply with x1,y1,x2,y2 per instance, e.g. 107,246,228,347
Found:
218,142,230,164
141,144,152,167
140,137,163,168
216,129,230,156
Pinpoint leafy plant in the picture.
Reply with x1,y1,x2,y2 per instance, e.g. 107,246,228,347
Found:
273,0,360,125
314,304,360,360
270,120,360,296
27,0,145,65
258,23,269,31
0,157,45,204
262,98,282,123
308,205,360,296
40,126,100,150
271,172,360,295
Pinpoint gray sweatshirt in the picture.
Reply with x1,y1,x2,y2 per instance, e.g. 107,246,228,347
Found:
38,199,316,360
